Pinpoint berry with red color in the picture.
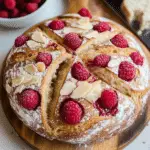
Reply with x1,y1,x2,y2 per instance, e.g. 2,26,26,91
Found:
109,108,118,116
4,0,16,10
15,35,29,47
93,54,110,67
20,12,27,17
78,8,92,18
31,0,41,3
71,62,90,81
64,33,82,50
36,52,52,67
118,61,136,81
18,89,40,110
111,34,128,48
0,10,9,18
95,100,118,116
130,51,144,66
93,22,111,32
17,0,26,10
26,2,38,13
48,20,65,30
0,0,4,4
60,98,84,124
97,89,118,110
11,8,19,18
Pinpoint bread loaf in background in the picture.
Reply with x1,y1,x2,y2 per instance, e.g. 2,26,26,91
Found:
121,0,150,33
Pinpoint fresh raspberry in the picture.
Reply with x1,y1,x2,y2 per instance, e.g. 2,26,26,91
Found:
93,22,111,32
118,61,136,81
18,89,40,110
31,0,41,3
4,0,16,10
11,8,19,18
71,62,90,81
60,98,84,124
36,52,52,67
93,54,110,67
130,51,144,66
97,89,118,110
78,8,92,18
0,0,4,4
15,35,29,47
64,33,82,50
48,20,65,30
0,10,9,18
17,0,26,10
20,12,28,17
26,2,38,13
111,34,128,48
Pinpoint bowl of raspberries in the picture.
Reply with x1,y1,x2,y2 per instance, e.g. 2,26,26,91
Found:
0,0,47,28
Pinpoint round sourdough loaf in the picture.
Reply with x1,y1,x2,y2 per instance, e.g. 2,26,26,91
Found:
3,8,150,144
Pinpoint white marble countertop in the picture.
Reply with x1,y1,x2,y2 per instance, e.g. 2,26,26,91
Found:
0,0,150,149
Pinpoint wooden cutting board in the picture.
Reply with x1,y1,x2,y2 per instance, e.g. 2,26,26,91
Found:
1,0,150,150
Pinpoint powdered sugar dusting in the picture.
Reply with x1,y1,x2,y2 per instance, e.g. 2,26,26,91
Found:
56,57,136,144
108,55,149,90
64,94,135,144
3,13,150,144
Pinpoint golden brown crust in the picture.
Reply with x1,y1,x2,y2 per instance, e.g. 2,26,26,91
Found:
41,54,109,139
80,45,148,101
3,12,150,145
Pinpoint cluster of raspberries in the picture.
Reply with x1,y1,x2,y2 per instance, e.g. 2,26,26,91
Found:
0,0,45,18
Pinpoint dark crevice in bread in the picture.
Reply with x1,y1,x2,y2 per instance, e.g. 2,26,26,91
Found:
47,58,74,128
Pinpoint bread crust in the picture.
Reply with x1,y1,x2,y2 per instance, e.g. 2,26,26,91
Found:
3,12,150,144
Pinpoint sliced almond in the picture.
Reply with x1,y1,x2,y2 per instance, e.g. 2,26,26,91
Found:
24,64,37,74
26,76,41,86
27,40,41,49
62,13,81,18
85,81,102,102
63,27,85,34
108,56,121,68
31,31,46,43
22,74,32,84
12,76,24,87
70,18,93,30
31,76,41,85
83,30,99,39
78,18,90,25
94,31,119,44
71,77,77,83
71,22,93,30
6,84,12,93
71,81,92,99
15,85,25,94
60,81,76,95
36,62,46,72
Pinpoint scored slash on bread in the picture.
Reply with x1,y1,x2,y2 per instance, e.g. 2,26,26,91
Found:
41,54,108,138
40,54,105,138
40,14,121,54
40,54,137,139
80,45,149,101
7,27,66,65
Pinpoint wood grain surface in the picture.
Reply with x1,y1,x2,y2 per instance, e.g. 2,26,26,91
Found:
1,0,150,150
